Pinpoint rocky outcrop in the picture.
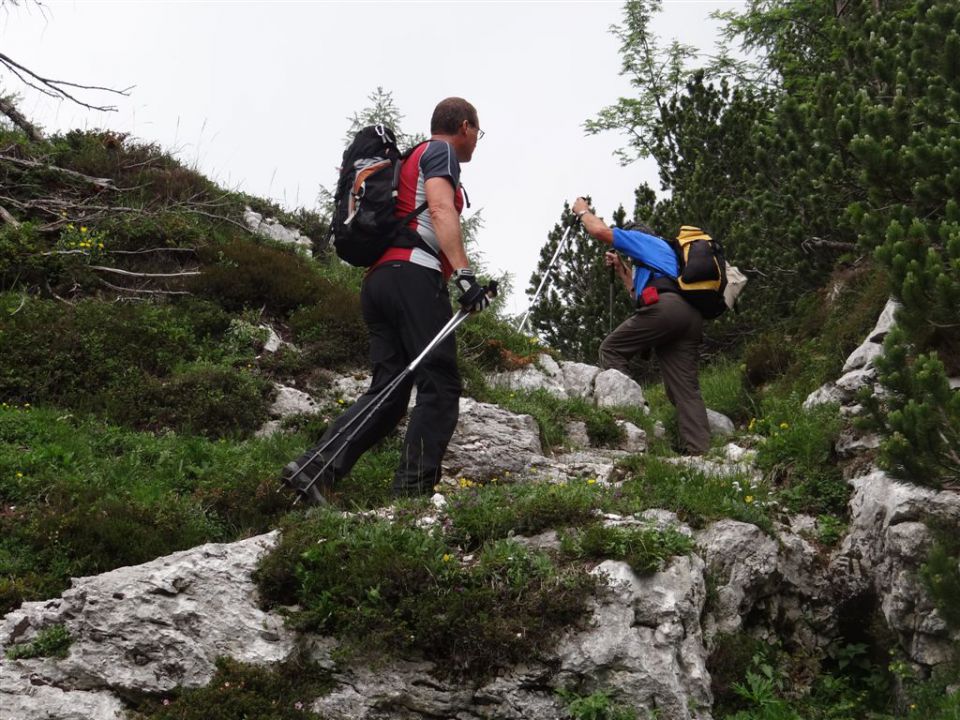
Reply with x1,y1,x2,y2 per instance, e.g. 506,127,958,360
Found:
242,207,312,252
1,534,294,720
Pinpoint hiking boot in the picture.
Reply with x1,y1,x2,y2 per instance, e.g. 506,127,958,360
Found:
280,458,334,506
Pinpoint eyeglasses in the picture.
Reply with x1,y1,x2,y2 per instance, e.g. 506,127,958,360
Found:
467,121,485,140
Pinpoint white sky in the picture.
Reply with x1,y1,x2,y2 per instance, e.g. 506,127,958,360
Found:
2,0,740,315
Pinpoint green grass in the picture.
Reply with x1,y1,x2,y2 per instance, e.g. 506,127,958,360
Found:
0,404,306,613
5,623,72,660
607,455,774,532
560,522,695,575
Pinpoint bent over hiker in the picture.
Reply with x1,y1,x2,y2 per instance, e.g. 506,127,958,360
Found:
572,197,711,455
283,98,489,504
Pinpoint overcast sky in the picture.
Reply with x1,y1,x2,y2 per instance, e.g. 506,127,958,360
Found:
3,0,741,315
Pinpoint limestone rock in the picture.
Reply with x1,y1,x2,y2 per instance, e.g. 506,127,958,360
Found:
556,556,712,720
706,409,735,437
269,384,320,418
242,207,312,252
443,398,544,482
0,533,295,716
593,369,646,410
559,361,601,400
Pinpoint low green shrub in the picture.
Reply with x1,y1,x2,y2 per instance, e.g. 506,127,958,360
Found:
289,288,367,370
128,656,332,720
190,239,328,316
107,363,271,439
708,633,771,716
560,523,695,574
255,510,596,677
0,295,234,408
584,406,625,447
5,623,72,660
920,523,960,630
558,689,638,720
700,359,753,424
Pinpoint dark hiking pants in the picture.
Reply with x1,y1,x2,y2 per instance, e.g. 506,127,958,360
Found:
303,261,461,497
598,291,711,454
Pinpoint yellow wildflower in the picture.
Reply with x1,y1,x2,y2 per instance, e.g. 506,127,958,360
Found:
779,422,789,430
80,226,88,234
587,478,597,485
442,554,452,563
16,472,23,478
745,495,754,504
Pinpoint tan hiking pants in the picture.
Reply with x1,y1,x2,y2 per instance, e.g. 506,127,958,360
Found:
598,291,711,454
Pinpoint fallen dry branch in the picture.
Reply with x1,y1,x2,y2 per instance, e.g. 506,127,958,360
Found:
0,204,21,227
88,265,200,278
96,277,191,296
0,95,43,142
0,154,116,190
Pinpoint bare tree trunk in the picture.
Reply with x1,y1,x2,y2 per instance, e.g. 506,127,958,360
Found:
0,95,43,141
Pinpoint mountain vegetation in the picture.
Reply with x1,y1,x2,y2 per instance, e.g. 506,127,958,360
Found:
1,0,958,718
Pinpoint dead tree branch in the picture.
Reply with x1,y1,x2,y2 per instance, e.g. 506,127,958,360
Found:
801,237,858,253
88,266,201,278
96,277,191,296
0,153,116,189
0,204,21,227
0,94,43,141
0,51,132,112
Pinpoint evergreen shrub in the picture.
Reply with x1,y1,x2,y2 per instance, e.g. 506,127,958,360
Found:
256,510,596,677
190,239,328,316
288,287,367,370
106,362,271,438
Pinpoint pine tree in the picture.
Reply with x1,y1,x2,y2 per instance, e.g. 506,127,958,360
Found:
525,202,633,362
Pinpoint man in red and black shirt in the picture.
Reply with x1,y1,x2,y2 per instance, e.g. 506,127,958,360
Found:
285,97,487,502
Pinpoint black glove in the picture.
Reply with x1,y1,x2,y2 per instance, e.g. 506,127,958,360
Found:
453,268,490,313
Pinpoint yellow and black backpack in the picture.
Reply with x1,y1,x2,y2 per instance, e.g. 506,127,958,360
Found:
654,226,747,319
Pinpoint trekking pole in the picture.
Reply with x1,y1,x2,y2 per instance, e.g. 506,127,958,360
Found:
516,219,579,334
292,282,498,502
609,265,615,333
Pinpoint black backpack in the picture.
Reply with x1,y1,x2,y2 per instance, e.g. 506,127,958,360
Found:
330,125,428,266
649,226,745,319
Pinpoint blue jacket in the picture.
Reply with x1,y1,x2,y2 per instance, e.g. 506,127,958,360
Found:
612,228,678,296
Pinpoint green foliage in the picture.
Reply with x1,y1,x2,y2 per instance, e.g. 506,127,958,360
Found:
0,295,272,436
559,689,638,720
0,221,50,290
288,287,367,370
561,522,695,575
861,327,960,487
106,362,271,439
190,239,328,317
920,523,960,630
610,455,773,531
699,359,752,423
0,404,302,613
5,623,72,660
128,656,332,720
526,201,633,363
458,311,545,374
708,633,772,716
442,479,602,550
255,510,595,677
752,398,847,517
